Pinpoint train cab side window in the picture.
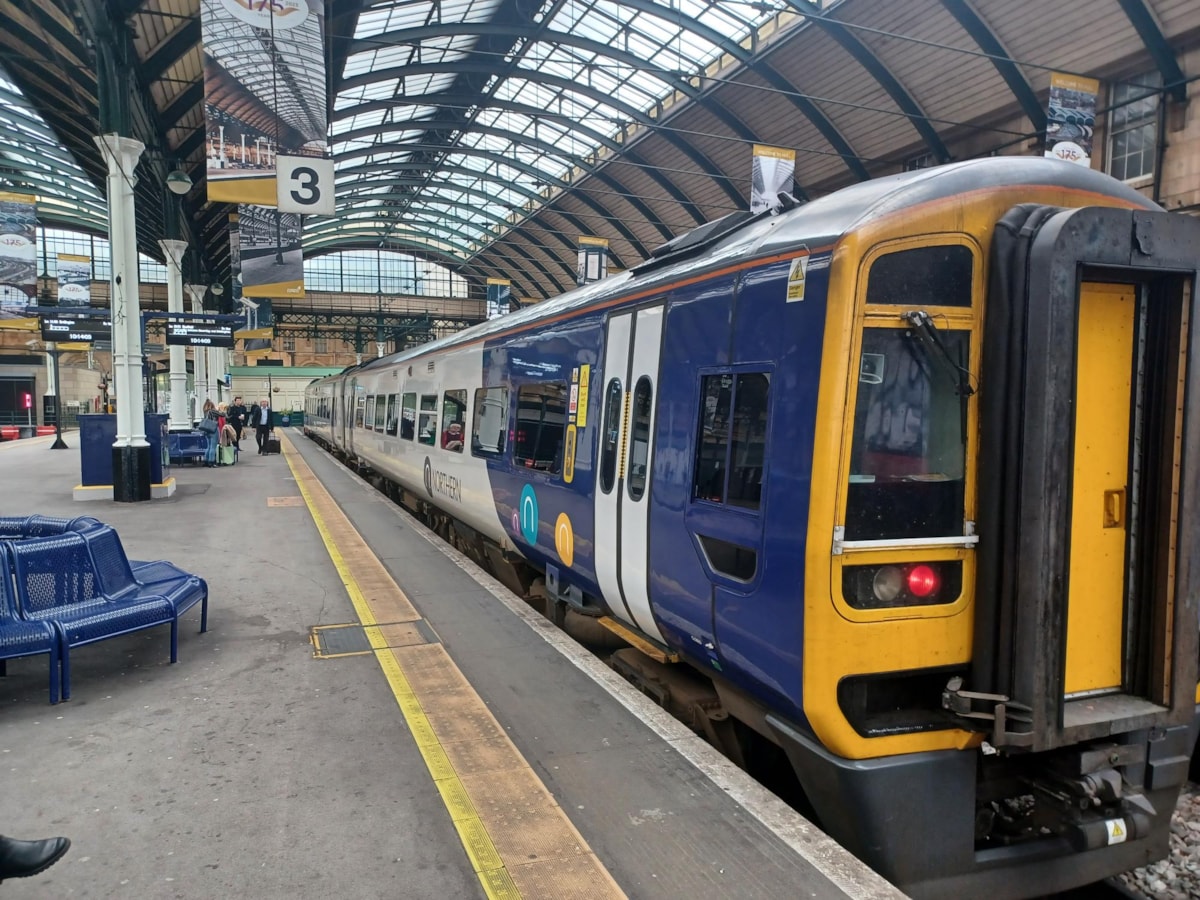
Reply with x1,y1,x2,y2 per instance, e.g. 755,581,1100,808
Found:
354,395,365,429
400,393,416,440
599,378,622,494
365,396,376,431
417,394,438,445
513,382,568,474
627,377,653,501
692,372,770,510
385,395,398,436
472,387,508,458
373,395,386,430
866,245,973,307
441,389,467,452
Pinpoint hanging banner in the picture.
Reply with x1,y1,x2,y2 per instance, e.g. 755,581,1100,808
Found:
1045,73,1099,167
229,211,242,303
751,144,796,213
576,236,608,286
239,204,303,299
56,253,91,308
486,278,511,319
202,0,328,205
0,192,37,316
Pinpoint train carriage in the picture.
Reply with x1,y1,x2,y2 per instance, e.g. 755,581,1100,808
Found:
305,157,1200,898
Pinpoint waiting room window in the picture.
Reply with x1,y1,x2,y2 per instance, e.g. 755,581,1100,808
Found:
692,371,771,511
1108,72,1161,183
472,386,508,457
386,395,398,436
400,393,416,440
282,333,296,352
365,396,376,430
315,335,328,353
417,394,438,445
514,382,568,474
441,389,467,452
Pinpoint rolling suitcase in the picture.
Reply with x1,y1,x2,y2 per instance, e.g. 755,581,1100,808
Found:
218,444,236,466
264,430,281,455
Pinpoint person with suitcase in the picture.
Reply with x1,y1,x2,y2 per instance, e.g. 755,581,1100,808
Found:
250,398,274,455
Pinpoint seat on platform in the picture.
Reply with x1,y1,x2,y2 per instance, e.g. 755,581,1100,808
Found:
0,544,60,704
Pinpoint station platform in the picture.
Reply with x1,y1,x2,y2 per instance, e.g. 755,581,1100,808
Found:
0,430,902,899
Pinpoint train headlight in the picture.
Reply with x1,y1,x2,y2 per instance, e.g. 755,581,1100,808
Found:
871,566,905,604
843,561,961,610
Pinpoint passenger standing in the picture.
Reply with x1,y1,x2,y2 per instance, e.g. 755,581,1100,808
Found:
227,396,248,449
201,400,221,467
250,398,272,455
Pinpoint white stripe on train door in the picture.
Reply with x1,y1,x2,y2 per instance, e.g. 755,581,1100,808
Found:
618,305,665,641
594,313,636,627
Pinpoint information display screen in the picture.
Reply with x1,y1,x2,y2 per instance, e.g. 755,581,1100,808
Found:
40,312,111,343
167,321,234,348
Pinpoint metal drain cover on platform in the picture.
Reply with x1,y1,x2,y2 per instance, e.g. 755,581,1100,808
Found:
311,624,371,657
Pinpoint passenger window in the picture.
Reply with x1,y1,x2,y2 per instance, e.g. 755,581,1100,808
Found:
354,395,365,429
599,378,622,493
627,377,653,501
845,327,968,540
373,395,386,430
472,386,508,458
385,395,397,435
367,397,378,430
692,372,769,510
729,374,769,509
866,244,973,307
441,389,467,452
400,393,416,440
693,375,731,503
513,382,568,474
417,394,438,445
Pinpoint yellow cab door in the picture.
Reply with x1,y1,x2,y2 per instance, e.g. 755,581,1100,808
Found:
1064,282,1135,696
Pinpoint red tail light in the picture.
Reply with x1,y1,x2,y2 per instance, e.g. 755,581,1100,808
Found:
907,564,940,598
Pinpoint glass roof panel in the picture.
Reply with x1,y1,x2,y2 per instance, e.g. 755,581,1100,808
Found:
322,0,781,255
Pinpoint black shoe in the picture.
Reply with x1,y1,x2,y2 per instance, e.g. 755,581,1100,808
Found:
0,835,70,881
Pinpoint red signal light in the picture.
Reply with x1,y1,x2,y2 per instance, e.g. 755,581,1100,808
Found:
907,564,940,598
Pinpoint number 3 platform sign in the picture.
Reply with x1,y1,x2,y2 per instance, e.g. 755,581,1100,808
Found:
277,156,336,216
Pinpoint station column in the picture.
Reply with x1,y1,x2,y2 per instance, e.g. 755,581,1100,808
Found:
95,134,150,502
161,239,190,431
186,284,208,419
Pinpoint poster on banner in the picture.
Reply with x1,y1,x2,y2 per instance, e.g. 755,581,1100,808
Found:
0,192,37,316
1045,73,1099,167
239,204,303,299
486,278,511,319
202,0,327,206
751,144,796,213
576,236,608,286
56,254,91,307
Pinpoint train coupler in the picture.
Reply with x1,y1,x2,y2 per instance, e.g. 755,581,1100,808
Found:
942,676,1033,746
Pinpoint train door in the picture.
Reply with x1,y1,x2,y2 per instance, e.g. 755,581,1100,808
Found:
594,305,668,642
959,205,1199,753
1064,282,1133,696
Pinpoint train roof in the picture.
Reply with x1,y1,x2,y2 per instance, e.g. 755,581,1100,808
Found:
343,158,1157,378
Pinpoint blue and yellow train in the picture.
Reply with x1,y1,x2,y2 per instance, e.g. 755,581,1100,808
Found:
305,157,1200,898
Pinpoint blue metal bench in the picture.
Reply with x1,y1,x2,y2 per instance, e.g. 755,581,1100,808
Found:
0,519,209,701
0,544,61,704
168,432,209,465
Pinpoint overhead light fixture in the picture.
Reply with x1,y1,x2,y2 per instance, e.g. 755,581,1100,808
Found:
166,168,192,195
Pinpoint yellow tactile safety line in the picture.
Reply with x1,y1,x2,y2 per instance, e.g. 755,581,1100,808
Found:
280,434,627,900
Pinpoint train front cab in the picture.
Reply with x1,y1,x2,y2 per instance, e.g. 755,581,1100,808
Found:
771,199,1200,899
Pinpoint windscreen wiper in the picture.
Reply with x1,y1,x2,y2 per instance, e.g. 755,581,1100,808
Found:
901,310,975,398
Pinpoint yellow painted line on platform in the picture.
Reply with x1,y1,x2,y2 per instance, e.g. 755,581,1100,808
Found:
280,433,625,900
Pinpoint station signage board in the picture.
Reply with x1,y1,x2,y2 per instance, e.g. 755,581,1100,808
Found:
40,312,111,344
166,320,234,348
